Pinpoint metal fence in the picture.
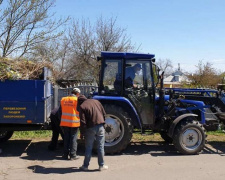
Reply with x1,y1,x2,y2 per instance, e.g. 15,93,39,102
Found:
52,83,98,108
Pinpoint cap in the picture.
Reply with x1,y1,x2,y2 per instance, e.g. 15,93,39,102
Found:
72,88,81,94
134,63,142,69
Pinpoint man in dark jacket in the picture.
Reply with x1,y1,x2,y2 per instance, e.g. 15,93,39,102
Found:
78,95,108,171
48,106,64,151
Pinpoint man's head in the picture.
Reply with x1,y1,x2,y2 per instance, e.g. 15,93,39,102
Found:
72,88,81,96
78,95,87,105
133,63,142,73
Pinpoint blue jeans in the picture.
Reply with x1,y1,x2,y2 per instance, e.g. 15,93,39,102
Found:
62,127,79,157
83,124,105,167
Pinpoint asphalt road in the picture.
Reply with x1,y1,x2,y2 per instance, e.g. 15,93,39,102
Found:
1,138,225,180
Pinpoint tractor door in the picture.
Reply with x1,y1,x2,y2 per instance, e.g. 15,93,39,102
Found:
99,58,123,95
124,60,155,126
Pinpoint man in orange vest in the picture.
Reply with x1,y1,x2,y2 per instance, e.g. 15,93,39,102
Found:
60,88,81,160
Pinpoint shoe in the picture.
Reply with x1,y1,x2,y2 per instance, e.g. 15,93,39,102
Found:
62,154,69,160
99,165,108,171
79,165,88,171
70,155,80,160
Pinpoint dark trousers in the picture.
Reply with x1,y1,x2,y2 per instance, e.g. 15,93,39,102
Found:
62,127,79,157
50,123,64,147
49,114,64,149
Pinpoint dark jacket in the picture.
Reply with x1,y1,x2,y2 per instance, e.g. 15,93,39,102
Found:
79,99,106,130
50,106,62,126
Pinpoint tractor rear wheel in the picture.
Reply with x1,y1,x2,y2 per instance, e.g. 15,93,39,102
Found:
173,119,206,155
103,105,133,154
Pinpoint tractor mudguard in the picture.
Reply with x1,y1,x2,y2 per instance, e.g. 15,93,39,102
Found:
93,95,142,128
168,113,198,137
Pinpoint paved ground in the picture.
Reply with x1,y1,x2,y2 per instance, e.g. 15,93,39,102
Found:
1,138,225,180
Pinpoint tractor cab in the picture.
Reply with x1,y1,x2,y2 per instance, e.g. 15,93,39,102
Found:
98,51,157,126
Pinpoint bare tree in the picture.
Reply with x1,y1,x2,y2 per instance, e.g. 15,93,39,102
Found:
27,35,73,80
67,19,96,80
156,58,173,76
65,16,139,82
0,0,67,58
96,16,137,53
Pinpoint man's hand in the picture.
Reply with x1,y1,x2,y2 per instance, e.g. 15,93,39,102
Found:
133,84,138,88
80,133,85,140
133,83,141,89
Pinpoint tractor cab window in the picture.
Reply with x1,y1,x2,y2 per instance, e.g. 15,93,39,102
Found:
102,59,122,95
125,62,142,88
125,60,152,90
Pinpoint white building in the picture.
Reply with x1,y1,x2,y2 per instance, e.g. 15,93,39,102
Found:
164,64,189,88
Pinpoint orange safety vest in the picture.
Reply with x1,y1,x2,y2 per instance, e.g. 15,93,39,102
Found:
60,96,80,127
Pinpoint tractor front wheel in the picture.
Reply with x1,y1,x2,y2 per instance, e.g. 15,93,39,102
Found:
173,119,206,155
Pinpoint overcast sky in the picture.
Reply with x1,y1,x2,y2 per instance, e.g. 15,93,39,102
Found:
55,0,225,73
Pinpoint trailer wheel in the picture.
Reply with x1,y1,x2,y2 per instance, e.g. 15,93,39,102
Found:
173,119,206,155
103,105,133,154
160,132,173,143
0,131,14,142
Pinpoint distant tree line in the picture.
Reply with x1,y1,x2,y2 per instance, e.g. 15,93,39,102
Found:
158,59,224,89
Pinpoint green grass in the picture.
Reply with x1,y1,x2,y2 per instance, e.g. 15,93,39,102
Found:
205,130,225,142
207,130,225,135
12,130,52,139
11,129,225,142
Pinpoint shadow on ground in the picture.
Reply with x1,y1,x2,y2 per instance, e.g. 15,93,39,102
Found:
1,139,225,160
1,140,32,157
121,141,178,157
204,141,225,156
122,141,225,157
0,139,85,160
27,165,99,174
105,140,225,157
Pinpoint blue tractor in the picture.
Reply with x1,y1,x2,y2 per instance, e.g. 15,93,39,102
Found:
92,52,216,155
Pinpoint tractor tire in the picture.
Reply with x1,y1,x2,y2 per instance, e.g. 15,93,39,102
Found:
173,119,206,155
103,104,133,154
0,131,14,142
160,132,173,143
